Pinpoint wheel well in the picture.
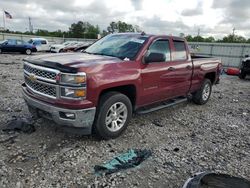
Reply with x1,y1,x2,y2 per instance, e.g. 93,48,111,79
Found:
99,85,136,109
205,72,216,84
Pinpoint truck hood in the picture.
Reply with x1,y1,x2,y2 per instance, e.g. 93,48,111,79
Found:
24,53,124,73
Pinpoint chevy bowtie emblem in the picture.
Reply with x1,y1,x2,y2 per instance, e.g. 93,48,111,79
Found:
29,74,37,82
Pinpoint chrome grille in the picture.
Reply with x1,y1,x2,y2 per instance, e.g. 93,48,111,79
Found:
25,76,56,98
24,62,57,82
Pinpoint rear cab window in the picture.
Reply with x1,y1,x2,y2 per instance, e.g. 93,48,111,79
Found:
173,40,187,61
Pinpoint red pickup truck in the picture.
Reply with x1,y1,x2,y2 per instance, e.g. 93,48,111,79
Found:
22,33,222,139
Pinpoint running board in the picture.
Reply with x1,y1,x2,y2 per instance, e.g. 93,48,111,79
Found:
136,97,187,115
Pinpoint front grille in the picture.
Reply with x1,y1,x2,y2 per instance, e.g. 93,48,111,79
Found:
24,63,57,81
25,76,56,98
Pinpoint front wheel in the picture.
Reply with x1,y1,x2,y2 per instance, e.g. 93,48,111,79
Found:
192,79,212,105
93,92,132,140
25,49,32,55
239,71,246,79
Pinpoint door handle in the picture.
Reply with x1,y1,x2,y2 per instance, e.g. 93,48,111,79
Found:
186,65,192,69
168,67,175,71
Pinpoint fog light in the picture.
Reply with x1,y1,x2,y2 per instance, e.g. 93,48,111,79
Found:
59,112,75,119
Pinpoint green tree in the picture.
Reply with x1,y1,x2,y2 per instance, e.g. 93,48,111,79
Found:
185,35,193,42
219,34,246,43
204,36,215,42
107,21,135,33
69,21,100,39
192,36,205,42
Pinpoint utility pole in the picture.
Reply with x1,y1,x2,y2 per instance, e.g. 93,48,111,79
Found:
3,10,6,30
197,28,200,37
232,28,236,42
28,17,33,33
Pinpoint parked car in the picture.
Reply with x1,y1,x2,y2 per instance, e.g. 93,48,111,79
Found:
28,38,50,52
0,39,37,55
74,41,93,52
50,41,78,53
62,42,90,52
22,33,222,139
239,55,250,79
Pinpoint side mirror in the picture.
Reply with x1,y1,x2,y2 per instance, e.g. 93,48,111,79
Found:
144,52,165,64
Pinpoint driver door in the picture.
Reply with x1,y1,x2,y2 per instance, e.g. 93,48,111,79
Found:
4,39,17,52
140,38,173,105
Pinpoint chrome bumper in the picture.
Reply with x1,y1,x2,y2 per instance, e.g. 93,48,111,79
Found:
22,84,96,133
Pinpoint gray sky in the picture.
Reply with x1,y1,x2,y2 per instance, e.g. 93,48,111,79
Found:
1,0,250,38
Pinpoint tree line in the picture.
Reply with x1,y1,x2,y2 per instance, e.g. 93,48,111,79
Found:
2,21,141,39
2,20,250,43
185,34,250,43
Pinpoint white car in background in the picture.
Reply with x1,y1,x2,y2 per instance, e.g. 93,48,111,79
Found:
50,41,78,53
28,38,50,52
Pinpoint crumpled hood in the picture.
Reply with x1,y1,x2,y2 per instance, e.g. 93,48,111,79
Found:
25,53,123,68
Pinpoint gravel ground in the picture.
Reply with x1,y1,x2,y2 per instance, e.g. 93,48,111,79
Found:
0,53,249,188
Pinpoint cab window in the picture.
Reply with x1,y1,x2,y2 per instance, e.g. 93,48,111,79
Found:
173,40,187,60
147,39,171,62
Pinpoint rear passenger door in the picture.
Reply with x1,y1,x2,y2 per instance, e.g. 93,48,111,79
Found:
168,39,193,97
16,40,25,52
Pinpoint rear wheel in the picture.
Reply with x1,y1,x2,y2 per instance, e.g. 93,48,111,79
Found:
93,92,132,140
192,79,212,105
25,49,32,55
0,48,2,53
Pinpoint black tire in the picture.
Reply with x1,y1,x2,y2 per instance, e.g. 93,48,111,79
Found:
239,71,246,79
192,79,212,105
0,48,2,53
93,92,132,140
59,49,63,53
25,49,32,55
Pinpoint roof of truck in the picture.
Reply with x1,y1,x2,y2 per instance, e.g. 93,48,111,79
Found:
111,32,185,41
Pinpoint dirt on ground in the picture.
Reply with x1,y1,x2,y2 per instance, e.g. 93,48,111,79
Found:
0,53,249,188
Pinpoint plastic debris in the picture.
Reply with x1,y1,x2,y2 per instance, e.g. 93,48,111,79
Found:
94,149,152,175
1,118,35,134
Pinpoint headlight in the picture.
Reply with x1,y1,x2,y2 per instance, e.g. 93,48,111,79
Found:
61,87,86,99
60,73,86,85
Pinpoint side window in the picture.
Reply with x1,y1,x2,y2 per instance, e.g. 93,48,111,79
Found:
8,39,17,45
173,40,187,60
41,40,47,44
34,41,41,46
148,39,171,62
16,40,23,45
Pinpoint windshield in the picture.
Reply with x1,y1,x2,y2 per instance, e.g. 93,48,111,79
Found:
85,34,148,60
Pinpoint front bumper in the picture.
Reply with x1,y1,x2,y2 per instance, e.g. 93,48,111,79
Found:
50,48,60,53
22,84,96,133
